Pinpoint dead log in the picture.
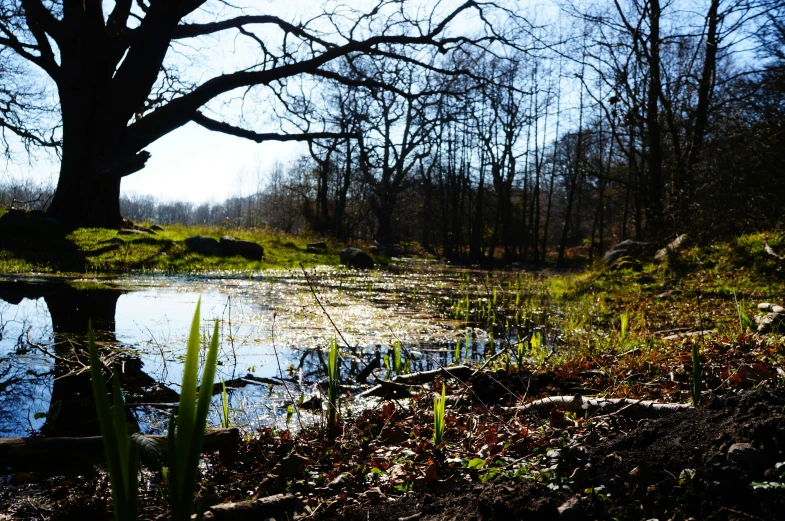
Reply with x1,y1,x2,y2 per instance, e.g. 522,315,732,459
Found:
391,365,474,385
515,395,691,419
203,494,302,521
354,380,414,400
0,428,239,472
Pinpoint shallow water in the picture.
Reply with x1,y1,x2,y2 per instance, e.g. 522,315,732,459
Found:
0,263,504,437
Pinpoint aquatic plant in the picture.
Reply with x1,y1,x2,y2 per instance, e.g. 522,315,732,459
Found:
220,378,231,429
88,328,139,521
167,301,220,521
434,384,446,445
327,336,340,433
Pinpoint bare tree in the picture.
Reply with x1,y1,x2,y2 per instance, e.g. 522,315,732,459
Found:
0,0,516,227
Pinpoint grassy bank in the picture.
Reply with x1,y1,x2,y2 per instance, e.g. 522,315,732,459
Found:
0,221,348,274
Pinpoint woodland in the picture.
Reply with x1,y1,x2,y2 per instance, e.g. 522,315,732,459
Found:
2,1,785,521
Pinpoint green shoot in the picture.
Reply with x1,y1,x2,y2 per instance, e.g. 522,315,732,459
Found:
88,327,139,521
220,378,230,429
620,310,629,345
434,385,447,445
168,300,220,521
327,337,340,433
690,342,702,407
734,292,754,333
393,340,403,376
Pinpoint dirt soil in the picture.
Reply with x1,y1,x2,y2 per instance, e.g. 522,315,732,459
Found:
314,389,785,521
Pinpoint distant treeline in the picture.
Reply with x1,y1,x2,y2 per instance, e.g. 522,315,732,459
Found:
4,1,785,265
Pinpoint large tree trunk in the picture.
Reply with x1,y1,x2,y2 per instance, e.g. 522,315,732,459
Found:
47,166,124,228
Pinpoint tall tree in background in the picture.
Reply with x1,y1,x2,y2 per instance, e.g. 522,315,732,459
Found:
0,0,511,227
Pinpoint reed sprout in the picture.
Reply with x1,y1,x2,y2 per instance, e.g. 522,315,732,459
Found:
433,385,447,445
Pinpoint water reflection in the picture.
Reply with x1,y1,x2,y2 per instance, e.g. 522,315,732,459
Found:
0,267,473,438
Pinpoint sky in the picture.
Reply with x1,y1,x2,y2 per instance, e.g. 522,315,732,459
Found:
1,0,539,204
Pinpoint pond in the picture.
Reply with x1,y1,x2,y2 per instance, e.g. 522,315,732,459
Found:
0,263,533,438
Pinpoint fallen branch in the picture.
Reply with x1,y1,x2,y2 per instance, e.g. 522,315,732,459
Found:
391,365,474,385
355,380,414,400
203,494,302,521
514,395,692,419
0,428,239,471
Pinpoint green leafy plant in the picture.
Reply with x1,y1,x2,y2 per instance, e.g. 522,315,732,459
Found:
734,293,755,333
220,378,230,429
88,328,139,521
433,384,446,445
327,337,340,433
690,342,702,407
167,301,220,521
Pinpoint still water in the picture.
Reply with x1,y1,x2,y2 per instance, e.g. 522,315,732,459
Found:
0,264,492,438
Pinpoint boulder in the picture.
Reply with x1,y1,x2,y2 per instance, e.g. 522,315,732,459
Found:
150,224,164,231
654,234,689,262
603,240,652,266
340,247,374,269
307,241,327,250
219,235,240,255
185,236,221,255
234,239,264,260
217,235,263,259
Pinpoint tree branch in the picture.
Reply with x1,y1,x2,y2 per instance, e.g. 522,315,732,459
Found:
191,112,352,143
173,15,335,50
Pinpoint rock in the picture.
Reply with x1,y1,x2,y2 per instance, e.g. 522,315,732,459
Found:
340,247,374,269
307,241,327,250
654,234,689,262
306,246,324,254
185,236,221,255
603,240,652,266
117,228,148,235
557,495,584,520
219,235,239,255
754,304,785,334
234,239,264,260
367,245,379,254
150,224,164,231
727,442,764,469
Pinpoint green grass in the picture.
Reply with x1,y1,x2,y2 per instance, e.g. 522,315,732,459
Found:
1,219,346,274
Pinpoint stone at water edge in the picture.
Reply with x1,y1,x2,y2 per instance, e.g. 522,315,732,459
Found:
340,247,374,269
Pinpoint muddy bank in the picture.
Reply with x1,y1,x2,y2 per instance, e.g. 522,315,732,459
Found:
316,389,785,521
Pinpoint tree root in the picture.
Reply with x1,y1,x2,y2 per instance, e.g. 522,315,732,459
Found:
514,395,692,419
203,494,302,520
0,428,239,472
